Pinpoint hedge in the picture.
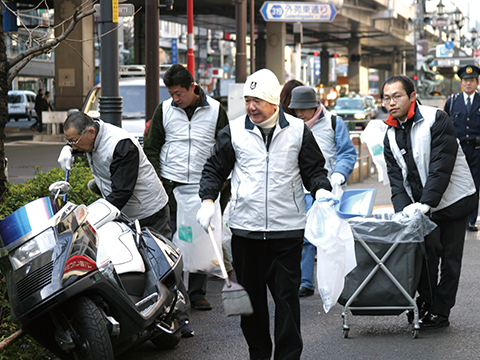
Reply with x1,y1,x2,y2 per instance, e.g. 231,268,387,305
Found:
0,162,99,359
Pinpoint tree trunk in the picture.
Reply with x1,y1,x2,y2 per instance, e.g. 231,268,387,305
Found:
0,12,9,203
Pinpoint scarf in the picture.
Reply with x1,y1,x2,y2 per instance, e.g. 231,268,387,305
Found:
304,104,324,129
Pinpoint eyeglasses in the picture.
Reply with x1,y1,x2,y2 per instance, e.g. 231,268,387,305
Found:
65,130,86,146
382,94,407,104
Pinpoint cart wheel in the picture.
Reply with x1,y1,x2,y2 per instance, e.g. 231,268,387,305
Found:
411,329,419,339
343,329,349,338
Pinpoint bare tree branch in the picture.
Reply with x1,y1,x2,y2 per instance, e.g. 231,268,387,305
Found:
7,6,96,71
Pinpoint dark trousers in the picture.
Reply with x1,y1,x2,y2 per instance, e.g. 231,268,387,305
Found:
417,216,467,318
33,110,43,132
232,234,303,360
139,203,172,240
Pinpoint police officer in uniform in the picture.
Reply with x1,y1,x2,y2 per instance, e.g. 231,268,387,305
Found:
445,65,480,231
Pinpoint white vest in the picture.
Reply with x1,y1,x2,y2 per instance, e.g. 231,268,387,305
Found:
87,120,168,220
310,112,336,176
228,114,307,232
160,96,220,183
386,105,475,212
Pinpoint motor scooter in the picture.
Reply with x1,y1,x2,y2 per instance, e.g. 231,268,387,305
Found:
0,179,189,359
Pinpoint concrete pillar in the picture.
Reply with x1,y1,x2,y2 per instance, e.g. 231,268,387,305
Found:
390,48,401,75
266,22,285,83
255,29,267,70
320,47,330,86
54,0,95,111
378,70,387,92
347,36,361,93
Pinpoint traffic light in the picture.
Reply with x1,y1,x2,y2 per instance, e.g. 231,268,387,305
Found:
413,75,418,81
313,51,319,57
330,53,339,59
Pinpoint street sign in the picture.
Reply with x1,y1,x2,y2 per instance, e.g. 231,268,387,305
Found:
260,2,337,22
445,41,454,50
93,3,135,17
171,39,178,64
436,44,453,58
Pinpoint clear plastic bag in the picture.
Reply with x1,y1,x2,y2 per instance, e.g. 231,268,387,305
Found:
305,198,357,312
173,185,222,276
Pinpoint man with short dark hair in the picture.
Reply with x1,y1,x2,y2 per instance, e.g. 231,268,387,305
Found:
382,75,476,329
144,64,229,337
444,65,480,231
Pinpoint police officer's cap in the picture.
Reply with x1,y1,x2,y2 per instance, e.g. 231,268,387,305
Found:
456,65,480,79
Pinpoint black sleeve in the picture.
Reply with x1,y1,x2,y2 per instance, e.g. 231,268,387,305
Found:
105,139,139,210
383,131,413,212
215,104,229,137
143,103,165,179
299,125,332,195
419,110,458,207
199,125,236,200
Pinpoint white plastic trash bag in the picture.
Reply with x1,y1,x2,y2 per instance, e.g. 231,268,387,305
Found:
173,185,222,276
305,197,357,313
361,120,389,185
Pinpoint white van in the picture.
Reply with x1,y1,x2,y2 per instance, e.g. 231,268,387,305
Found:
8,90,38,121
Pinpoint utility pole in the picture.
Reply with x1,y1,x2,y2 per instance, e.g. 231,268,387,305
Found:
99,0,122,127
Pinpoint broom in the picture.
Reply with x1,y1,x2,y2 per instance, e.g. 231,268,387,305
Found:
207,225,254,317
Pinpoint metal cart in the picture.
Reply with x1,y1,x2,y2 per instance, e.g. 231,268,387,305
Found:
337,211,435,339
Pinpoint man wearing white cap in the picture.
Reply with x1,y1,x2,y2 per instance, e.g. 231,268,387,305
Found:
196,69,331,360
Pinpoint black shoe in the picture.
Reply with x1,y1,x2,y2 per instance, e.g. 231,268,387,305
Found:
191,299,212,310
180,320,195,338
467,223,478,232
406,300,430,324
419,312,449,329
298,287,314,297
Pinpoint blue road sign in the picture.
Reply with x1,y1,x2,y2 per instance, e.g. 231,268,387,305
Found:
444,41,454,50
260,2,337,22
171,39,178,64
314,57,321,78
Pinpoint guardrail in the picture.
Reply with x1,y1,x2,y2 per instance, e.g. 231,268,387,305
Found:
348,131,373,184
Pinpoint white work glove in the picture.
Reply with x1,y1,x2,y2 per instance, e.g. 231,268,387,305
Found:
403,203,430,218
196,201,216,232
315,189,334,202
57,146,74,172
330,172,346,186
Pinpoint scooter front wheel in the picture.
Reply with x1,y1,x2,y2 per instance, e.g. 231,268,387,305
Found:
65,296,114,360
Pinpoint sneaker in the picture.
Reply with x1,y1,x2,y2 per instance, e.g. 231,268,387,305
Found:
191,299,212,310
298,287,314,297
180,320,194,338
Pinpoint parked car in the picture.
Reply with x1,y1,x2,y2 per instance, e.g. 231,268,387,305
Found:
330,96,372,129
8,90,38,121
82,70,170,144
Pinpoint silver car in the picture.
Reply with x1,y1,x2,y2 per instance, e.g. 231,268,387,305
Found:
83,75,170,144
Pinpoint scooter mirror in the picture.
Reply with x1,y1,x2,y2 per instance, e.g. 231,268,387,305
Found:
49,181,71,197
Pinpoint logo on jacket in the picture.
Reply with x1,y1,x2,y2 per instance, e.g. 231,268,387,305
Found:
250,81,257,90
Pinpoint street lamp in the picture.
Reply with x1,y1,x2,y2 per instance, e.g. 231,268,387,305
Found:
436,0,445,16
471,27,478,47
